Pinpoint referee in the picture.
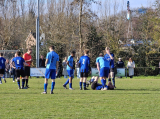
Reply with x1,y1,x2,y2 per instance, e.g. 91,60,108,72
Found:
23,49,32,88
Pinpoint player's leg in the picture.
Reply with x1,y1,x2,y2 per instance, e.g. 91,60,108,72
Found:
63,70,71,89
15,69,21,89
50,69,56,94
100,68,106,88
0,73,2,84
79,72,83,90
83,72,88,90
110,70,115,88
42,69,50,94
69,71,74,90
25,66,30,88
21,69,26,89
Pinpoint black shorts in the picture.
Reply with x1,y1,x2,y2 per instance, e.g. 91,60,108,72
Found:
80,72,88,78
0,69,5,74
110,68,114,73
15,69,25,77
24,66,30,76
91,81,97,90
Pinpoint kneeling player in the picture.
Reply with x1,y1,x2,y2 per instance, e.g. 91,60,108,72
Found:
91,77,114,90
0,53,6,84
12,52,26,89
79,49,90,90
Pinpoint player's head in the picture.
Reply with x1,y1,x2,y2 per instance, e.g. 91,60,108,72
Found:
105,47,110,53
84,49,89,55
49,46,54,51
119,58,122,61
71,51,76,57
16,51,21,56
14,53,17,57
99,53,103,57
0,53,3,57
27,49,32,54
6,59,9,63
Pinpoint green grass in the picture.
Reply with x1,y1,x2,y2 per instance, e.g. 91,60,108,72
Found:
0,76,160,119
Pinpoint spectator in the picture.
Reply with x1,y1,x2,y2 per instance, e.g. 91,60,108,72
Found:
56,59,62,78
62,57,68,78
116,58,125,78
127,57,135,78
76,57,80,79
116,58,124,68
5,59,10,77
10,53,17,82
39,55,45,68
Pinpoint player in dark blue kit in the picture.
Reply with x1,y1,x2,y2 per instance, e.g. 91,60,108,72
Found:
42,46,59,94
104,51,116,88
0,53,6,84
63,51,76,90
12,51,27,89
79,49,90,90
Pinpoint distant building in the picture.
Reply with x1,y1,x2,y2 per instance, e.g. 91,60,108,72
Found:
25,31,36,49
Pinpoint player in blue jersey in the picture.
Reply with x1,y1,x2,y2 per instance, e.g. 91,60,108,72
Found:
42,46,59,94
0,53,6,84
63,51,76,90
104,48,115,87
12,51,27,89
79,49,90,90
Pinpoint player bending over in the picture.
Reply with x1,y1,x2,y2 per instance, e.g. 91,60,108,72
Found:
63,51,76,90
42,46,59,94
12,52,27,89
79,49,90,90
91,76,114,90
0,53,6,84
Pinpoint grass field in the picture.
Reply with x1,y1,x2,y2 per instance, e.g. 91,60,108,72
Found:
0,76,160,119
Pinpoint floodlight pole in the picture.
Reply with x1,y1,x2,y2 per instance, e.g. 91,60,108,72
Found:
36,0,40,68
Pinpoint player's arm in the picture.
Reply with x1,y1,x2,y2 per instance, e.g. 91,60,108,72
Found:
45,59,48,67
106,51,113,60
67,61,72,69
11,59,16,69
96,62,100,72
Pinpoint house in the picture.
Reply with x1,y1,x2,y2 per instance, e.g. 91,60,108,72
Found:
25,31,36,49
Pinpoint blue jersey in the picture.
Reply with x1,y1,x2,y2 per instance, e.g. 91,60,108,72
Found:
104,53,114,68
96,56,110,69
79,55,90,72
66,55,74,70
12,57,25,69
46,51,59,69
0,57,6,69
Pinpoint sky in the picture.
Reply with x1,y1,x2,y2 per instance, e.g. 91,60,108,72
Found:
91,0,155,15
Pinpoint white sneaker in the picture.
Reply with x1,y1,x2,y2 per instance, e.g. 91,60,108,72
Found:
13,81,15,82
103,87,108,90
69,88,74,90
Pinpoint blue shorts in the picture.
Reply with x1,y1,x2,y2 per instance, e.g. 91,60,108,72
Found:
67,70,74,77
100,67,110,77
45,69,56,79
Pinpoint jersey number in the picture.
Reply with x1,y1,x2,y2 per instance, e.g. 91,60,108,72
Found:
17,60,19,64
51,56,54,63
82,59,85,64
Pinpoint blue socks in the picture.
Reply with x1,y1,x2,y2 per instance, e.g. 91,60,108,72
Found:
83,82,86,88
101,79,105,87
104,80,106,86
64,79,69,86
0,77,1,83
80,82,82,88
51,82,55,92
17,80,20,88
69,83,72,88
44,83,48,92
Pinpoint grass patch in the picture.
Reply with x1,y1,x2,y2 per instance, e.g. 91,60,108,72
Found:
0,77,160,119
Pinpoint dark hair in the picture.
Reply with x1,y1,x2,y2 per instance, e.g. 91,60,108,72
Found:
49,46,55,50
71,51,76,54
28,49,32,51
16,51,21,56
0,53,3,56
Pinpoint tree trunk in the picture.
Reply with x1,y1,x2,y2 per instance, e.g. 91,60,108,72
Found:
79,0,83,55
